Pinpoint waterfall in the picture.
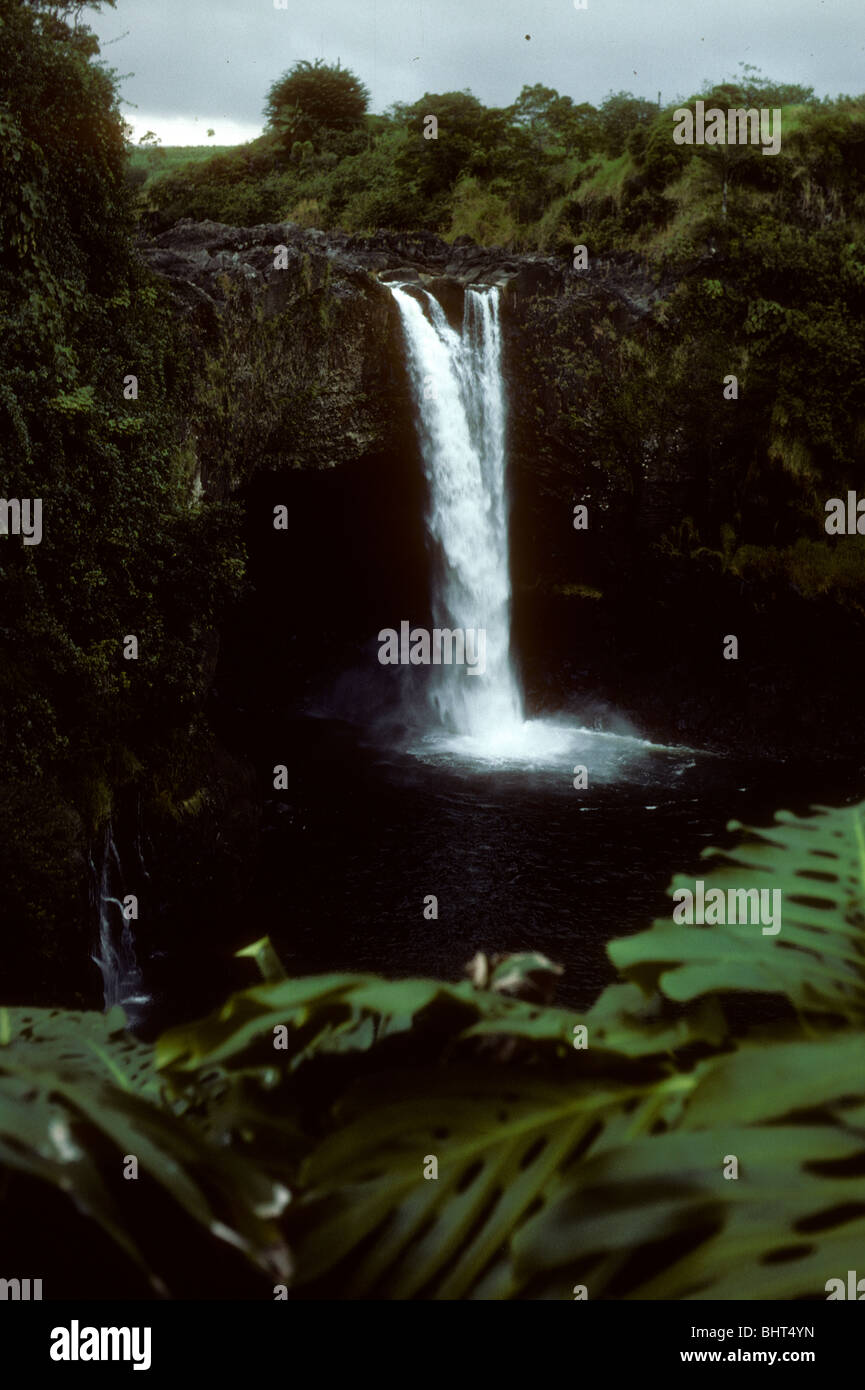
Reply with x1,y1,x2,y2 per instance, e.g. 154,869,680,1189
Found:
90,821,150,1027
390,283,524,737
389,278,653,769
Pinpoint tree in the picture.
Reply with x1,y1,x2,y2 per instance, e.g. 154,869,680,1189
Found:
510,83,561,149
597,91,658,158
138,129,165,171
547,98,601,159
264,59,369,148
728,62,815,109
394,91,510,207
509,85,600,159
0,0,244,979
23,0,115,12
686,67,819,217
685,80,783,219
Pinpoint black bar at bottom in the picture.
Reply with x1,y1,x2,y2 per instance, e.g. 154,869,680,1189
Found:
0,1299,859,1376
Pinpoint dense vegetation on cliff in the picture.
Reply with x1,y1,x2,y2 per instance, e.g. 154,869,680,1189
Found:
3,2,864,999
2,1,864,1307
142,62,864,262
0,0,245,997
143,58,865,692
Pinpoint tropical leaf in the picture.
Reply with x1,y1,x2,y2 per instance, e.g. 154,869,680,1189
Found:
155,966,581,1079
582,981,728,1057
153,966,591,1162
609,801,865,1022
513,1034,865,1300
279,1030,865,1300
6,796,865,1300
0,1005,158,1097
0,1006,292,1295
271,804,865,1298
283,1061,684,1299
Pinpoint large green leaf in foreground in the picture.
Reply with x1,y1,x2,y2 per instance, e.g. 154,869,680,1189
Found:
155,970,578,1077
514,1034,865,1299
286,1063,688,1299
0,1006,291,1294
609,801,865,1020
273,798,865,1298
3,797,864,1298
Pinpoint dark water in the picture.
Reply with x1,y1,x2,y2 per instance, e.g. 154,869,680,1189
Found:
245,713,857,1012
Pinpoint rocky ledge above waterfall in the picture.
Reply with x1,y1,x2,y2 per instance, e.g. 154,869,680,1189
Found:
138,218,670,485
139,217,668,316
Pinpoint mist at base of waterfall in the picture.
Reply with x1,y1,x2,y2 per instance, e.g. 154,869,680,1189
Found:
404,715,704,780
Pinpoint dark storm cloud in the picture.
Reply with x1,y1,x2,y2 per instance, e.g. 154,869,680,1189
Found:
93,0,865,141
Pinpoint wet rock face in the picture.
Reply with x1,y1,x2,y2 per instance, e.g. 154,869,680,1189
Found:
137,220,864,762
139,218,665,323
138,219,667,486
139,221,409,477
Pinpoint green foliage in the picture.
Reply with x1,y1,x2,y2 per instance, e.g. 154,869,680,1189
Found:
275,798,865,1297
705,63,816,111
448,177,521,247
145,135,295,224
509,84,600,161
761,537,865,610
517,143,865,623
126,142,236,202
389,92,510,225
264,58,370,149
155,973,577,1077
597,90,659,159
514,1060,865,1299
639,106,692,189
0,1004,290,1294
0,0,246,981
610,802,865,1021
140,54,865,321
323,126,419,230
5,796,865,1297
5,22,865,1293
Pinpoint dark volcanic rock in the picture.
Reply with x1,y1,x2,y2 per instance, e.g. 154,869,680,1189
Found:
137,218,668,488
135,217,862,763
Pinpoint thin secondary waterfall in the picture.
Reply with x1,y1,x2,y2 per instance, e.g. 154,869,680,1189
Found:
90,821,149,1026
390,283,524,737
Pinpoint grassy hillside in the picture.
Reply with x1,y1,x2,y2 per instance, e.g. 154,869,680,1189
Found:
127,143,236,187
136,78,865,267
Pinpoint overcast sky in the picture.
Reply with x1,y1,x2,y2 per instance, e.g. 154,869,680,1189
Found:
91,0,865,146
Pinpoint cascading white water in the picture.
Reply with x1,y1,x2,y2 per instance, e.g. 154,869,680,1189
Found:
389,278,674,772
390,284,523,737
